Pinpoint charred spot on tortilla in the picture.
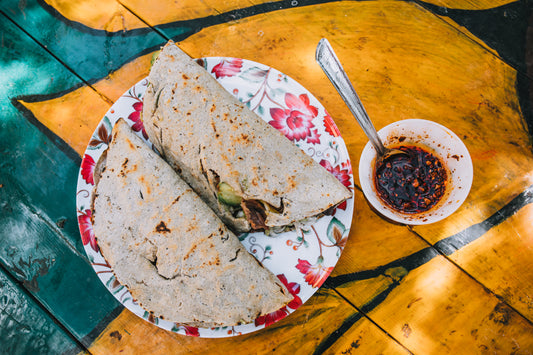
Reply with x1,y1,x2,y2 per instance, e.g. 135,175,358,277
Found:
155,221,171,233
194,58,205,67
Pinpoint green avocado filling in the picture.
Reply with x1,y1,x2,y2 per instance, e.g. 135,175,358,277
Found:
217,182,286,230
217,182,242,206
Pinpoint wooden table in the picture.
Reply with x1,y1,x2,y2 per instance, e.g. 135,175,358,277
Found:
2,0,533,354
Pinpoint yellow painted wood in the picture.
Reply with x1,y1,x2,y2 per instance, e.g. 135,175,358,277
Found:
332,190,429,275
19,52,152,157
43,0,147,31
323,317,409,355
19,88,111,157
448,203,533,319
421,0,514,10
331,190,533,352
91,52,153,102
86,288,399,354
364,256,533,353
119,0,274,26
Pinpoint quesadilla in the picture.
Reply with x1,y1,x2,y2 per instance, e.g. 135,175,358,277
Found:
142,41,352,233
91,118,292,328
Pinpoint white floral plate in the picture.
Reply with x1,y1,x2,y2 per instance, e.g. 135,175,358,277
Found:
76,57,354,337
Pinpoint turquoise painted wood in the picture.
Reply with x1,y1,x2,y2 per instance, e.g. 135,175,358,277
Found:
0,0,180,87
0,13,121,350
0,269,84,355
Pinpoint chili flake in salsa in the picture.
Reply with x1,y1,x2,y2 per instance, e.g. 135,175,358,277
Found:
374,145,447,213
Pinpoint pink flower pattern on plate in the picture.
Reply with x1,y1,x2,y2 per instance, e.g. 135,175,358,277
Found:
128,101,148,139
323,110,341,137
269,93,320,143
254,274,302,328
211,58,243,78
81,154,95,185
173,324,200,337
296,258,334,288
78,209,98,252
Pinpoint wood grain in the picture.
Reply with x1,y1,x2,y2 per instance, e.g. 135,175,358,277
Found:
43,0,146,31
421,0,515,10
120,0,277,27
445,196,533,320
0,269,83,355
365,256,533,353
0,15,122,348
86,287,402,355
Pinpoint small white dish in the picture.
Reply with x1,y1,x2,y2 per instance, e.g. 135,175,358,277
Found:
359,119,473,225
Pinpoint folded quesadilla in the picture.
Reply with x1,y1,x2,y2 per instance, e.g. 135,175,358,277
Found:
142,41,352,233
91,118,292,328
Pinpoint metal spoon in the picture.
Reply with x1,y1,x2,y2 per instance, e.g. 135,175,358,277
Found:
315,38,406,161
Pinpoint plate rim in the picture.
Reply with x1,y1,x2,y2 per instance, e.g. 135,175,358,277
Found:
75,56,354,337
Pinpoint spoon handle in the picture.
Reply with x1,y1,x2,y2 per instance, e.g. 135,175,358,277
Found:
315,38,386,156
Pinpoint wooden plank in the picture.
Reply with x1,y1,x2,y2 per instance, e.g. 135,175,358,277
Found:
363,256,533,353
119,0,278,28
0,14,122,346
435,188,533,320
42,0,147,31
327,193,533,353
86,287,407,355
0,170,123,347
0,268,85,355
0,0,170,91
417,0,532,72
421,0,515,10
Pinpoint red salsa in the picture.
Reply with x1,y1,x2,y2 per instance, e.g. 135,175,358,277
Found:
374,145,447,214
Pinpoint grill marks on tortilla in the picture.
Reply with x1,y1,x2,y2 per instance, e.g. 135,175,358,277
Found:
198,147,209,185
229,248,241,262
